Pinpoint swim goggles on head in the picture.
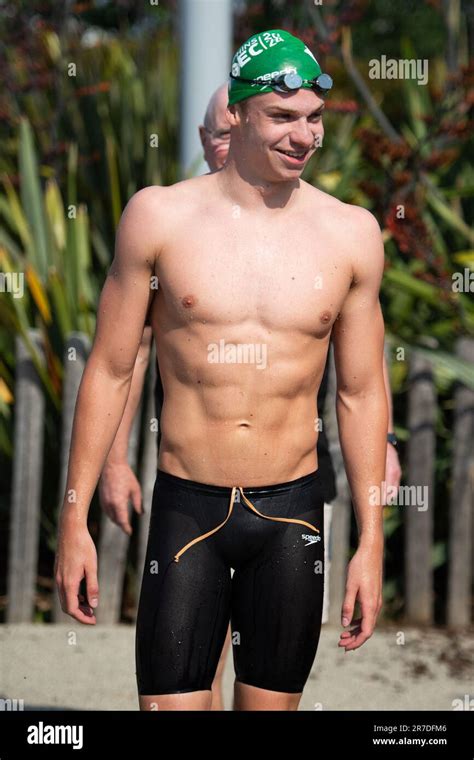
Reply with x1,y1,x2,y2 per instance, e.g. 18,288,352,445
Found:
229,71,333,95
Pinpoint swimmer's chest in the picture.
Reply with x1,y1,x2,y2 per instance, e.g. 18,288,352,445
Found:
154,218,352,338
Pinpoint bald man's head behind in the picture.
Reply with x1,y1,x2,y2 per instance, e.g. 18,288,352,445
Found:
199,83,231,173
203,83,229,131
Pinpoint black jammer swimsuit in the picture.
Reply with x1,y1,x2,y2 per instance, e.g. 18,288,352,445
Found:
135,466,325,695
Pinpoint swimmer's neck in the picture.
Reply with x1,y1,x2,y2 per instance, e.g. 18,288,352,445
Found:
215,154,301,213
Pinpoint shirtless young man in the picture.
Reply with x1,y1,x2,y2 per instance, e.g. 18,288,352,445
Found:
55,30,388,712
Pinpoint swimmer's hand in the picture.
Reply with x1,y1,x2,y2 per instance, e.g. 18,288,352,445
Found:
99,461,144,536
54,518,99,625
338,543,383,652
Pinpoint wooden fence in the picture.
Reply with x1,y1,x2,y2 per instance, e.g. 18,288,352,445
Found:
5,331,474,627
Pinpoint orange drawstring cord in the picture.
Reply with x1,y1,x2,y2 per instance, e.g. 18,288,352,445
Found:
173,486,320,563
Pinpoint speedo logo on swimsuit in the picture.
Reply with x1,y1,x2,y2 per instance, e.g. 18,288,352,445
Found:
301,533,321,546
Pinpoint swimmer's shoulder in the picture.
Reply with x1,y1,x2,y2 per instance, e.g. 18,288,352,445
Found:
119,178,210,242
119,177,217,267
303,182,382,235
123,176,214,211
119,185,171,232
303,184,384,279
131,175,216,212
117,185,174,263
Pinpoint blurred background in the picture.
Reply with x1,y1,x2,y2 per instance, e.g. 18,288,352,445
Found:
0,0,472,710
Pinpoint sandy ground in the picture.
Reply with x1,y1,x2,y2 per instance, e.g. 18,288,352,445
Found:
0,623,472,711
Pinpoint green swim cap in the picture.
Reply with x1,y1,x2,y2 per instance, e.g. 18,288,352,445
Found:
228,29,332,106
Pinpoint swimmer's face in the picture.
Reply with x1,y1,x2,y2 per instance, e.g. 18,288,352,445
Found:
229,89,325,180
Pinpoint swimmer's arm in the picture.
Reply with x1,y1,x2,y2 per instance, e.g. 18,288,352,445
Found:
331,209,387,649
59,188,160,525
104,325,152,465
330,306,394,435
98,325,152,535
382,354,394,433
331,209,389,547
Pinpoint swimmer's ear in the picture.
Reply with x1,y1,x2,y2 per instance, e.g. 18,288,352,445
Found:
226,103,241,126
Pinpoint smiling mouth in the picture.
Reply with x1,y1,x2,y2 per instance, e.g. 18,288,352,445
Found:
275,148,309,161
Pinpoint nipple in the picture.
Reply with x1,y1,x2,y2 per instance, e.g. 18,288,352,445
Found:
320,310,332,324
182,295,196,308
